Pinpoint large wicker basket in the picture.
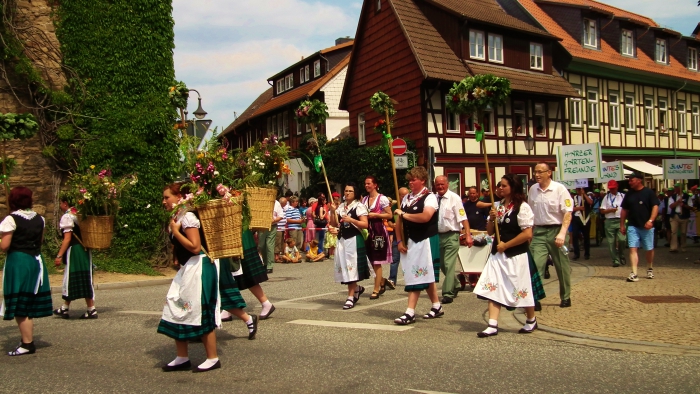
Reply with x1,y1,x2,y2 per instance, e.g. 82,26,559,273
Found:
80,215,115,250
246,186,278,231
197,197,243,259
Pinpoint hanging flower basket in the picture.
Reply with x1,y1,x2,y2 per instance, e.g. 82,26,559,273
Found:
80,215,115,250
245,186,278,231
197,197,243,259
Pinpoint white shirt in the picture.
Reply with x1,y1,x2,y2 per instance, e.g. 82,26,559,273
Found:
600,192,624,219
337,200,369,218
527,180,573,226
59,211,79,233
436,190,468,233
667,194,687,215
272,200,285,227
0,210,44,233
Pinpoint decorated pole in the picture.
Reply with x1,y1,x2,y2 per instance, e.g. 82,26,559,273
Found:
295,99,333,199
370,92,400,205
446,74,511,244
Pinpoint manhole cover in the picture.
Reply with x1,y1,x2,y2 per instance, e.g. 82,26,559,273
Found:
628,295,700,304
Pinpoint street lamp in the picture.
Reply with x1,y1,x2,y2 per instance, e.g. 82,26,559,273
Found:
182,89,211,139
524,133,535,153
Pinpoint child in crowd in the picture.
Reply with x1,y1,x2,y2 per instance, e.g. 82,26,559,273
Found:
325,225,338,260
305,240,325,262
282,237,301,263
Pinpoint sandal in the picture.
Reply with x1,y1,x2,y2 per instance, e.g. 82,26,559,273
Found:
343,298,355,310
422,306,444,319
369,291,380,300
247,314,258,340
518,318,538,334
385,279,396,290
353,286,365,303
80,309,98,319
394,313,415,325
53,307,69,319
379,281,386,295
477,324,499,338
8,342,35,356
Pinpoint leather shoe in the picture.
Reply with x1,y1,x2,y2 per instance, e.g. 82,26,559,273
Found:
440,296,453,304
162,361,191,372
560,299,572,308
544,267,550,279
259,305,275,320
192,360,221,373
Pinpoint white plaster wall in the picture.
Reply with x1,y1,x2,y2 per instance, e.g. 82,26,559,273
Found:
321,65,349,139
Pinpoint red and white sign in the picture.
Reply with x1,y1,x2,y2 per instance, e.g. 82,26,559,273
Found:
391,138,407,156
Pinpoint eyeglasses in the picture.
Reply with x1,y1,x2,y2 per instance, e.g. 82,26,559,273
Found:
534,170,550,174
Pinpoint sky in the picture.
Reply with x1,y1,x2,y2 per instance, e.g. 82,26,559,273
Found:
172,0,699,133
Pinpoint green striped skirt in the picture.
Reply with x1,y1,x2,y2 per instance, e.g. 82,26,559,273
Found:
62,245,94,301
405,234,441,292
528,250,546,301
219,258,247,311
157,258,218,340
234,230,268,290
2,252,52,320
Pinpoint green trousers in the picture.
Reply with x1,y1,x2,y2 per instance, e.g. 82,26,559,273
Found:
438,232,460,298
258,224,278,269
604,218,625,265
529,226,571,301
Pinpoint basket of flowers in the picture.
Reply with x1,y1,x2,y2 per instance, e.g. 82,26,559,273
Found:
65,166,138,249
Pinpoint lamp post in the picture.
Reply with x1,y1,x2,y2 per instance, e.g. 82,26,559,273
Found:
182,89,211,139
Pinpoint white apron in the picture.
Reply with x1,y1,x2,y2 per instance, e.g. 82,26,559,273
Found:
400,237,435,286
161,255,221,327
473,251,534,308
334,237,361,283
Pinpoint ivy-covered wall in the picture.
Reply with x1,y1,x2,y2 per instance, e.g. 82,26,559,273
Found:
54,0,180,263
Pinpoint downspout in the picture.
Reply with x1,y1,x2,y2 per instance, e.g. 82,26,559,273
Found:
601,15,615,30
637,26,651,40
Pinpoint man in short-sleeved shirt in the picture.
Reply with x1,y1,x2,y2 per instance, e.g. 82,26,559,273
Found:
620,173,659,282
285,196,304,250
463,187,486,231
528,162,574,308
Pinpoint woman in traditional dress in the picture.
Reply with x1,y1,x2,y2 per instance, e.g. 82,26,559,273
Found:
474,174,537,337
52,194,97,319
362,176,393,299
158,183,221,372
329,182,370,310
304,197,317,252
313,193,328,255
217,254,258,339
393,167,443,325
226,229,276,319
0,186,52,356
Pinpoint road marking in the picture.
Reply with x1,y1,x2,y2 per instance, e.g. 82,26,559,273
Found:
408,390,457,394
287,319,414,331
119,310,162,316
275,292,341,304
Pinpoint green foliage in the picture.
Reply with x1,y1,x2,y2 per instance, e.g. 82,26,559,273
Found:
55,124,75,140
446,74,511,115
169,81,189,110
295,100,329,125
369,91,397,118
0,112,39,141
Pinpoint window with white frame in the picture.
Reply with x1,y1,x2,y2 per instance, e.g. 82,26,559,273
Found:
314,60,321,77
285,74,294,90
488,34,503,63
306,122,311,133
689,48,698,71
305,65,310,81
587,91,599,129
466,106,495,135
445,96,460,133
276,80,284,94
678,102,687,135
267,117,273,134
658,99,668,132
644,97,654,132
583,19,597,48
469,30,485,60
271,115,278,136
624,94,635,132
609,93,620,131
296,118,301,135
300,67,305,83
530,43,543,70
283,112,289,137
377,0,381,10
621,30,634,56
656,39,667,64
534,103,546,136
693,105,700,136
277,115,284,138
513,101,527,136
570,90,582,128
358,113,366,145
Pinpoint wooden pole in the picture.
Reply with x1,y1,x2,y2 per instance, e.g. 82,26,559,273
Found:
385,108,401,205
481,137,500,244
1,140,9,195
309,123,334,200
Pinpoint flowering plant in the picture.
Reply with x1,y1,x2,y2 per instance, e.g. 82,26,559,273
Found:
369,91,397,118
238,135,292,187
169,81,189,109
295,99,329,125
446,74,511,116
65,165,138,216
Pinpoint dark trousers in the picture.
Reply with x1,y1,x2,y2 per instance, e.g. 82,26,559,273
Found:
572,217,591,258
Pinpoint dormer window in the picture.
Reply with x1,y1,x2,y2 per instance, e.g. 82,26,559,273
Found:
583,19,597,48
300,67,306,84
314,60,321,77
284,74,294,90
276,79,284,94
655,39,667,64
689,47,698,71
621,30,634,57
488,34,503,63
530,43,543,70
469,30,485,60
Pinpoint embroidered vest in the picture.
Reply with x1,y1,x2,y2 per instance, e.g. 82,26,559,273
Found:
402,193,438,243
8,213,44,256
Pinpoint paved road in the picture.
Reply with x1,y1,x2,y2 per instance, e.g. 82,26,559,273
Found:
1,260,699,393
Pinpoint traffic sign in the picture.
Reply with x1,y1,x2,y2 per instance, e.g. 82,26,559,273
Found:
391,138,407,156
394,156,409,169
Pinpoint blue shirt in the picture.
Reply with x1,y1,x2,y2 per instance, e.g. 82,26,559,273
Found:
285,206,302,230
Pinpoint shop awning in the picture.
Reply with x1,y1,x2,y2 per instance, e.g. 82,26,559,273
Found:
623,161,663,176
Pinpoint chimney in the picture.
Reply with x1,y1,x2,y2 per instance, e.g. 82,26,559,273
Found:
335,36,354,46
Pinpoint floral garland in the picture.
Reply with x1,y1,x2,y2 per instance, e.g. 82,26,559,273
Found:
446,74,511,141
169,81,189,110
295,99,329,125
369,91,396,118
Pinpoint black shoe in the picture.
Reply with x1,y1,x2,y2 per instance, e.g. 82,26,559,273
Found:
544,267,550,279
220,315,233,322
353,286,365,303
534,301,542,311
53,307,69,319
266,269,273,274
440,296,453,304
247,315,258,340
192,360,221,373
477,325,498,338
518,319,538,334
80,309,98,319
584,255,590,260
260,305,275,320
560,299,571,308
620,258,627,266
162,360,192,372
385,279,396,290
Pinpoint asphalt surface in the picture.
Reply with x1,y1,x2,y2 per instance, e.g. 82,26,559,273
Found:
1,260,699,393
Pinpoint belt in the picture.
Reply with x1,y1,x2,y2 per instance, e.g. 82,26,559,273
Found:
535,224,560,229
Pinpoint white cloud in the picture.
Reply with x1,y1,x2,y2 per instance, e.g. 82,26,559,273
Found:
602,0,697,32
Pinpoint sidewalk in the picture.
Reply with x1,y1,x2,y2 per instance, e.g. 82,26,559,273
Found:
533,239,700,348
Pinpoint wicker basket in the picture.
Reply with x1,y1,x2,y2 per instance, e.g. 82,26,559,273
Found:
197,197,243,259
246,186,278,231
80,215,115,250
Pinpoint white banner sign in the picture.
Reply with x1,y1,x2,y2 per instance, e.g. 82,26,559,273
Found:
596,161,625,183
552,171,576,190
662,159,699,180
557,143,602,181
576,179,589,188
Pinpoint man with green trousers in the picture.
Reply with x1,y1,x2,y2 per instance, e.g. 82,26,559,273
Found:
599,180,626,267
434,176,472,304
528,162,574,308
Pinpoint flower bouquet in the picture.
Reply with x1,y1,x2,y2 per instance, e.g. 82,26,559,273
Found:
295,99,333,199
65,166,138,249
169,81,189,130
446,74,511,141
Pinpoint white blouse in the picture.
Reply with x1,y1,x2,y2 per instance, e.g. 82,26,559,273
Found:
0,210,44,233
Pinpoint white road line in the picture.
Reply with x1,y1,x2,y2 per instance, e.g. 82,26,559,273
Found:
407,390,457,394
119,310,162,316
274,292,342,304
287,319,414,331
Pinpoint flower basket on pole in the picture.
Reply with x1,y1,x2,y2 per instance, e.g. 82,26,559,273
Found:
369,92,401,205
295,99,333,199
446,74,511,243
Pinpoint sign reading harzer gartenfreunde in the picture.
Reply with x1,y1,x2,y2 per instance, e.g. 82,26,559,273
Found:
596,161,625,183
556,142,602,181
662,159,699,180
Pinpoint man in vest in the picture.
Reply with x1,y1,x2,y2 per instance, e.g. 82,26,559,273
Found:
668,183,691,253
599,180,626,267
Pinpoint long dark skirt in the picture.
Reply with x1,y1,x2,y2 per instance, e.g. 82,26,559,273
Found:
234,230,268,290
219,258,247,310
62,245,94,301
1,252,52,320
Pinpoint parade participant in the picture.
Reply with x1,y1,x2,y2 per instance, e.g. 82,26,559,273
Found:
259,197,284,274
0,186,52,356
304,197,317,251
592,189,604,246
217,256,258,340
434,176,472,304
362,176,393,299
230,229,275,319
52,195,97,319
387,187,409,289
599,180,626,267
305,239,325,262
528,162,574,308
475,174,536,337
285,196,304,250
620,173,659,282
571,188,593,260
393,166,442,324
692,186,700,243
329,183,369,310
158,183,221,372
661,187,673,246
668,183,690,253
312,193,328,255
